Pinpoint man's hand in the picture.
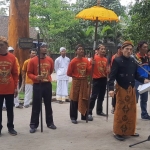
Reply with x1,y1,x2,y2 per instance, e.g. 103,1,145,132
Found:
14,89,18,98
109,91,115,98
106,66,110,74
90,58,95,65
36,75,44,81
144,79,150,84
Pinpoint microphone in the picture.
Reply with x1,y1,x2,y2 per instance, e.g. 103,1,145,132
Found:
131,55,150,75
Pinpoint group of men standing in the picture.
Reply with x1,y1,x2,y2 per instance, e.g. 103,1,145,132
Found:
0,35,150,142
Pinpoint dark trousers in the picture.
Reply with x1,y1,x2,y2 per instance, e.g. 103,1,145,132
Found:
0,94,14,130
89,77,107,115
70,100,86,120
30,82,54,129
135,80,149,118
112,94,116,108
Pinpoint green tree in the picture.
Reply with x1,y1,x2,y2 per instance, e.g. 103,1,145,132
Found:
30,0,79,52
0,0,9,15
123,0,150,45
29,0,125,52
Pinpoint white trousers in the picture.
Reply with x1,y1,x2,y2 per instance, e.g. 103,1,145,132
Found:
24,84,33,106
56,80,68,101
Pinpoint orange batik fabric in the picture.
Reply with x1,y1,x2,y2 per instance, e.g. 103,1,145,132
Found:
69,78,89,116
114,84,136,136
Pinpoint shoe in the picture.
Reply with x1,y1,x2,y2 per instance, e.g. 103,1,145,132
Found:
24,104,30,108
114,134,125,141
59,101,64,104
88,115,93,121
71,120,78,124
111,108,115,114
47,124,57,130
15,105,23,109
141,115,150,120
8,128,17,136
97,112,107,116
30,128,37,133
65,99,70,102
51,98,57,102
131,133,139,137
2,107,7,111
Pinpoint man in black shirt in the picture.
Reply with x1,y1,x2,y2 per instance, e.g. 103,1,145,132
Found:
109,41,150,141
135,41,150,120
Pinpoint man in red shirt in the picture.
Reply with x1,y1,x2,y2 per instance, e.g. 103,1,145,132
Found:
27,42,56,133
67,44,92,124
0,36,18,136
88,44,108,121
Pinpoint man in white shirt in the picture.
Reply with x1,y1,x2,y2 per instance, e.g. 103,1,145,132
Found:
54,47,70,104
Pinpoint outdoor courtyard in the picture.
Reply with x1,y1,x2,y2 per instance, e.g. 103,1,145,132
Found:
1,94,150,150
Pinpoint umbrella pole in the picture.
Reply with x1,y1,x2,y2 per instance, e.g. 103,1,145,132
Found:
106,71,109,121
86,18,98,123
93,17,98,50
37,33,43,132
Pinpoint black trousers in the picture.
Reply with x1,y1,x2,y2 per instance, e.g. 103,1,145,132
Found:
112,94,116,108
70,100,86,120
89,77,107,115
0,94,14,130
30,82,54,129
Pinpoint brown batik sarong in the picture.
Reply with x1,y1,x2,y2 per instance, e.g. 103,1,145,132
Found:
69,77,89,116
113,84,136,136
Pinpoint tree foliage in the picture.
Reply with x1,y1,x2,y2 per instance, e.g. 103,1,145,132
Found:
29,0,124,52
0,0,9,15
30,0,79,52
123,0,150,45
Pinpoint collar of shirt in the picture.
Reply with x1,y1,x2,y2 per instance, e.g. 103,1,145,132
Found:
137,52,147,58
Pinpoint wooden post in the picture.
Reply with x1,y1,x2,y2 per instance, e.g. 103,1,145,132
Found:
8,0,30,68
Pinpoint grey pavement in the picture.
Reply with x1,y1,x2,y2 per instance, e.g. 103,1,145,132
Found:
1,97,150,150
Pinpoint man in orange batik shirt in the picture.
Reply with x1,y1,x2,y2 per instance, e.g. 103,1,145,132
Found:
88,44,108,121
27,42,56,133
22,50,36,108
0,36,18,136
67,44,93,124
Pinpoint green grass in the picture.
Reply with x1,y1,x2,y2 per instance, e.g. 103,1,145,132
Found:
19,92,24,100
19,81,72,99
51,81,71,92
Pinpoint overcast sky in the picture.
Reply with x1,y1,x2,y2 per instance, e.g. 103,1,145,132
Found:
69,0,135,6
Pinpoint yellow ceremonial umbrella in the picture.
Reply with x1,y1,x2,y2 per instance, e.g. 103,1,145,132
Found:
76,5,119,50
75,3,119,122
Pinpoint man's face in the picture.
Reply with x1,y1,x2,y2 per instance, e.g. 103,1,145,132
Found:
122,45,133,57
60,49,66,57
98,46,106,56
30,51,36,58
9,50,14,54
147,51,150,59
0,41,8,54
118,48,122,56
40,46,47,55
140,43,148,54
95,50,98,55
76,47,84,57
